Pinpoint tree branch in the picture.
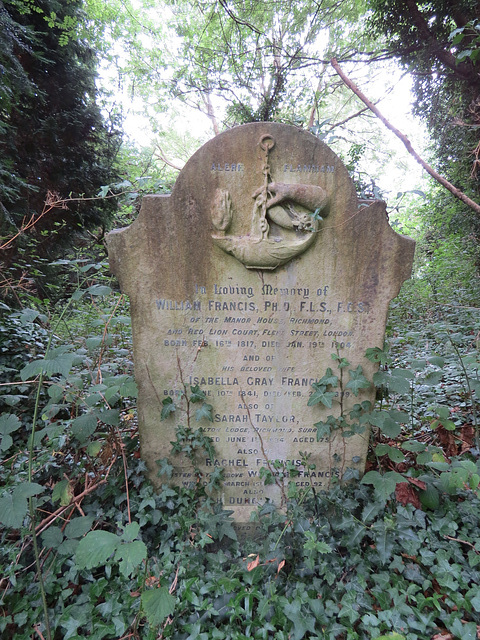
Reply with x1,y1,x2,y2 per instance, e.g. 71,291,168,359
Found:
403,0,478,85
154,144,183,171
331,58,480,217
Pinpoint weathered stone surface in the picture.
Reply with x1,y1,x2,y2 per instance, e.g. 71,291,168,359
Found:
106,122,415,526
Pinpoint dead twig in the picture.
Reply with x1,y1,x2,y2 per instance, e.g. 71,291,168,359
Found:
444,534,479,553
35,456,117,535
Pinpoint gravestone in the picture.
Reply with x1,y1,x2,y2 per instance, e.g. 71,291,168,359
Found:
106,122,415,528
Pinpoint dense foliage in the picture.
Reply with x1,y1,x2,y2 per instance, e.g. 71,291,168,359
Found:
1,1,480,639
0,0,120,290
367,0,480,271
0,263,479,639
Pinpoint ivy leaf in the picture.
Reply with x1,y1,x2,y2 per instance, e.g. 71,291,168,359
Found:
161,397,176,420
283,599,316,640
76,530,120,569
317,367,338,387
308,385,336,408
0,413,21,452
371,520,395,564
141,587,176,627
346,366,370,395
189,385,207,403
315,420,332,439
195,402,213,422
361,471,404,500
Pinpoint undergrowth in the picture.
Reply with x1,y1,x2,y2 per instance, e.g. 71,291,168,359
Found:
0,263,479,640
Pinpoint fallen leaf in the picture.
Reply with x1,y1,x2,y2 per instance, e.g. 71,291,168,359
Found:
395,482,421,509
406,477,427,490
276,559,285,576
247,555,260,571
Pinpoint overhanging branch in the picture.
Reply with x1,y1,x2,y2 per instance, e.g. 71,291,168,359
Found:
331,58,480,216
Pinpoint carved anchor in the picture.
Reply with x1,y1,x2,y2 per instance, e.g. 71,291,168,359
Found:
211,134,328,270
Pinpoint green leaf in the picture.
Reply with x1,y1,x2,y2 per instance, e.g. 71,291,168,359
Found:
95,408,120,426
195,402,213,422
87,284,112,296
365,347,389,365
65,516,94,539
85,336,104,350
52,478,72,506
470,590,480,611
435,405,450,419
317,367,338,387
42,526,64,548
315,420,332,439
20,351,75,381
0,482,43,528
87,441,102,457
367,411,403,438
346,366,370,395
308,385,336,408
422,371,443,386
419,485,440,510
375,444,390,456
141,587,176,627
361,471,404,500
71,413,97,442
374,369,413,395
121,521,140,542
457,49,473,62
471,379,480,396
76,530,120,569
0,413,21,452
375,444,404,463
402,440,427,452
114,540,147,577
427,356,445,368
410,358,426,370
189,385,207,402
283,598,316,639
161,397,176,420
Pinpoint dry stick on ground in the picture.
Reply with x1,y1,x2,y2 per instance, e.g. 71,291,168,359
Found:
35,456,117,535
330,58,480,217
